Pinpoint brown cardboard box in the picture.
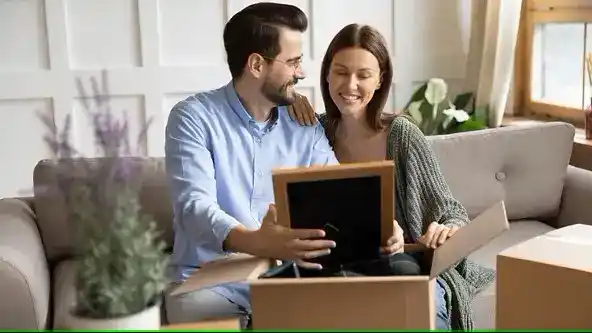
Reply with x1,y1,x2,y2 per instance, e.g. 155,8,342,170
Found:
171,201,510,330
496,223,592,329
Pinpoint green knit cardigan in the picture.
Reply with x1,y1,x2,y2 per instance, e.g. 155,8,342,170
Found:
319,114,496,330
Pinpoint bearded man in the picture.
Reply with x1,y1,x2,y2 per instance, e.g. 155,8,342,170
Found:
163,2,339,328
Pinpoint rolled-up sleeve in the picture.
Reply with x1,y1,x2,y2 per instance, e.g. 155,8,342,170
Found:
165,102,242,252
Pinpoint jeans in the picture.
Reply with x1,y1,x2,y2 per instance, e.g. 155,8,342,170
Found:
435,279,450,330
163,282,251,328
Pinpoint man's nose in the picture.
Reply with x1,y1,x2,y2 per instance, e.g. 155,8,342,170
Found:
295,66,306,80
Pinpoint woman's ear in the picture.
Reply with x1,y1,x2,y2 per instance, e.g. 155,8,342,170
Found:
376,72,383,90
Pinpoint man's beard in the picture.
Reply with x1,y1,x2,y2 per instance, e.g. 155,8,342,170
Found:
261,77,299,106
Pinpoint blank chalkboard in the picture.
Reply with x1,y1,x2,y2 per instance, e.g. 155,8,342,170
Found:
286,175,382,272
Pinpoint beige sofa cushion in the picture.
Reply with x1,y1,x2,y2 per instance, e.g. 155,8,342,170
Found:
427,122,575,221
32,158,173,262
52,260,76,330
0,199,50,329
468,220,556,270
468,220,556,329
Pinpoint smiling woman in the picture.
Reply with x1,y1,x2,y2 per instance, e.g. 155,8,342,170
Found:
287,23,496,331
320,24,395,151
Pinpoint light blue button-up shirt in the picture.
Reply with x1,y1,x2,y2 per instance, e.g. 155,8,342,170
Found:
164,81,338,311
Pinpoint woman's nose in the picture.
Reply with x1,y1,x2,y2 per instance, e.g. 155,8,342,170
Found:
347,76,358,89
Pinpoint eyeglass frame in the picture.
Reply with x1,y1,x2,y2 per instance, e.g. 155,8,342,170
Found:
260,54,304,71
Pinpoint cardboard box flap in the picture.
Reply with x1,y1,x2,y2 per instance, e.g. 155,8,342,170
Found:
170,253,272,296
544,223,592,241
429,201,509,278
170,201,509,295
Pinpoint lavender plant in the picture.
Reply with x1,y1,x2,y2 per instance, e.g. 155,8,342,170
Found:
38,70,169,319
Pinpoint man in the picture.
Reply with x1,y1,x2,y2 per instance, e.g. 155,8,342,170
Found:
163,2,341,326
163,2,405,327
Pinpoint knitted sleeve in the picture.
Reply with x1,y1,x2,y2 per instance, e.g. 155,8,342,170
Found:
388,116,470,235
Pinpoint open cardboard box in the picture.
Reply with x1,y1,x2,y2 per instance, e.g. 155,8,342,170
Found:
171,200,510,329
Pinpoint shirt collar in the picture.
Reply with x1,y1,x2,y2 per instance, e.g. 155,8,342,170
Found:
224,81,279,131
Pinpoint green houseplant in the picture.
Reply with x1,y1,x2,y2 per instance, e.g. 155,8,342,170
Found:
403,78,488,135
38,71,169,329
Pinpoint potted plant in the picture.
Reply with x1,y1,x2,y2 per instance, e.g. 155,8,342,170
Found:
403,78,488,135
39,71,169,329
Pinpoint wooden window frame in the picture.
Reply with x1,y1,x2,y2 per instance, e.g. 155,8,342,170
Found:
515,0,592,127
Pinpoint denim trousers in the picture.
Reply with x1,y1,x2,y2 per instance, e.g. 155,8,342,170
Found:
434,279,450,330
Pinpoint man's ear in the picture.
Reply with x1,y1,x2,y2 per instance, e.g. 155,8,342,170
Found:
246,53,266,79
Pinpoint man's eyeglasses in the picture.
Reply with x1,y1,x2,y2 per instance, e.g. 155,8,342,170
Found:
261,55,303,70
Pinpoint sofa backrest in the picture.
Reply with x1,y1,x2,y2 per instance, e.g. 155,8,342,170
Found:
31,122,576,262
426,122,575,221
33,157,172,262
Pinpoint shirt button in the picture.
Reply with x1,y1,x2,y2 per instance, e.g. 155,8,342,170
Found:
255,138,261,144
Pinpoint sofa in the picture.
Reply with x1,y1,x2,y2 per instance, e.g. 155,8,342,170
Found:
0,121,591,329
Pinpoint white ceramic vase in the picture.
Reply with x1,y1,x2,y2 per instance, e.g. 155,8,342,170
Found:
63,303,161,330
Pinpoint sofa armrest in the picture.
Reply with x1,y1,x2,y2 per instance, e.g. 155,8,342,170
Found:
0,198,50,329
556,166,592,228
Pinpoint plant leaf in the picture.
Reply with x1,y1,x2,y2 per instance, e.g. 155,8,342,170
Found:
407,101,423,125
419,101,433,133
403,82,428,111
425,78,447,105
453,92,474,111
455,119,487,132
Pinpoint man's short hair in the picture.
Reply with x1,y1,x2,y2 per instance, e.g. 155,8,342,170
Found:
223,2,308,78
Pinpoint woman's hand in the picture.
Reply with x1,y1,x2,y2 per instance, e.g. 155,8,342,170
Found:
417,222,460,249
381,220,405,254
287,93,317,126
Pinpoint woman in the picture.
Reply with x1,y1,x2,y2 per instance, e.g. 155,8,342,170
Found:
288,24,495,331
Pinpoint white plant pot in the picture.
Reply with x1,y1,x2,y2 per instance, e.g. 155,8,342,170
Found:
63,303,161,330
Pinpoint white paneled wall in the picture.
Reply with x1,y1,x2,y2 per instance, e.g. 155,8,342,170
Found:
0,0,473,197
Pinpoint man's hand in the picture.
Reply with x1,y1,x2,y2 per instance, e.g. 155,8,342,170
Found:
417,222,460,249
381,220,405,254
252,204,336,269
287,93,317,126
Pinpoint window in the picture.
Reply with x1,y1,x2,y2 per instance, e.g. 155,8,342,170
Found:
519,0,592,126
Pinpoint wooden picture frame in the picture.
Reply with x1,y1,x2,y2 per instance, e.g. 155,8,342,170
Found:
271,160,395,270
